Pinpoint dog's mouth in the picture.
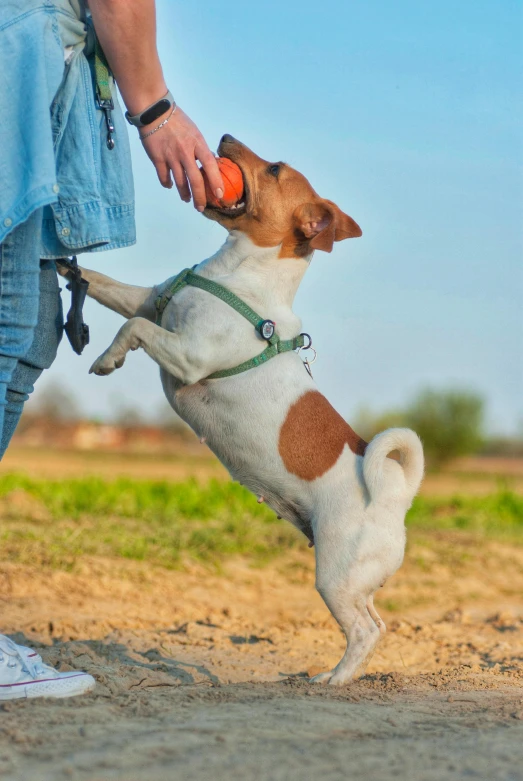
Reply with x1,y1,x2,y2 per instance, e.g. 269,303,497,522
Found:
205,154,249,219
208,196,247,219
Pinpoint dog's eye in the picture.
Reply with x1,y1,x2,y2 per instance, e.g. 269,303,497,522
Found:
267,164,281,177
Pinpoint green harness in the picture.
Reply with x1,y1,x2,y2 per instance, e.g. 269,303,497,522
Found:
154,268,308,380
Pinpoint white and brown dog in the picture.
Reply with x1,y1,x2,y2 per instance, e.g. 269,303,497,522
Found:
62,135,424,684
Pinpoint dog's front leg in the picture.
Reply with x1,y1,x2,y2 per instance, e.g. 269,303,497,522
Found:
58,265,157,321
89,317,203,384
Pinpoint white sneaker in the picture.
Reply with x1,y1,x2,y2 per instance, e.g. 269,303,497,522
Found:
0,635,96,700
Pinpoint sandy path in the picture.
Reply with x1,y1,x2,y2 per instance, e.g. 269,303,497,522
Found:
1,541,523,781
2,681,523,781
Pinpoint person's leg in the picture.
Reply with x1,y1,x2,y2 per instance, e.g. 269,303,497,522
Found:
0,218,95,698
0,210,43,456
1,259,64,455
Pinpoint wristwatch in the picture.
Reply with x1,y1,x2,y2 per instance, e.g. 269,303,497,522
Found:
125,90,176,128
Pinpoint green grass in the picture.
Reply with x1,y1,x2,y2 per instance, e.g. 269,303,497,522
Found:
407,490,523,536
0,474,522,572
0,474,302,570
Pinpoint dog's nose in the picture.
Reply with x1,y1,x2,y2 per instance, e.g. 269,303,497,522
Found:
220,134,237,145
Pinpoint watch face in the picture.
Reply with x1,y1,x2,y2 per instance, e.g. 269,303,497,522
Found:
141,98,171,126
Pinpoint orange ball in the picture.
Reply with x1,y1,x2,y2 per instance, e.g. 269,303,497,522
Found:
202,157,244,208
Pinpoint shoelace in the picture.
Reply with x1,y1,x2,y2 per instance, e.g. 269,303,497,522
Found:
0,636,40,679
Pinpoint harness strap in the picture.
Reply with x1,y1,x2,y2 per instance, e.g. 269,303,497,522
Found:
206,335,305,380
186,271,280,344
154,268,306,380
155,267,193,324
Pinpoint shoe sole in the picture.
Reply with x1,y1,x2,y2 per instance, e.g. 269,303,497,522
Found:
0,673,96,700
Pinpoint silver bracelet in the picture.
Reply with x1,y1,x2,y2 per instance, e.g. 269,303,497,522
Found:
139,105,177,141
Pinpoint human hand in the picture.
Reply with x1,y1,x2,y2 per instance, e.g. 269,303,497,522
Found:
140,106,223,211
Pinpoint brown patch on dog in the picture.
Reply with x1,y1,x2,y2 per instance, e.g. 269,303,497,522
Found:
278,390,367,481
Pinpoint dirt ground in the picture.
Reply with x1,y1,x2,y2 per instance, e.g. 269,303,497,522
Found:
2,533,523,781
2,450,523,780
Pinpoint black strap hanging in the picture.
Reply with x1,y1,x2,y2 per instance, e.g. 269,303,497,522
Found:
56,257,90,355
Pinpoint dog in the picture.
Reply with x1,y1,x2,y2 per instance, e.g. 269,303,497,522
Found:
60,134,424,684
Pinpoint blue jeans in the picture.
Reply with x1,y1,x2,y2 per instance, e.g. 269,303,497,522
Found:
0,0,135,461
0,209,63,458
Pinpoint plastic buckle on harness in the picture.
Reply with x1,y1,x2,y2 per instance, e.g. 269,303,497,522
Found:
97,98,115,150
56,257,90,355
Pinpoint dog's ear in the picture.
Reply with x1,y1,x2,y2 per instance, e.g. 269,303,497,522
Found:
293,200,362,253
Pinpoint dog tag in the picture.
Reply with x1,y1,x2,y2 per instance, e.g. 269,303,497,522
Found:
298,340,317,379
303,359,313,378
259,319,276,340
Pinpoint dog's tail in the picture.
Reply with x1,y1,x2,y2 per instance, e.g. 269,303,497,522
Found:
362,428,424,504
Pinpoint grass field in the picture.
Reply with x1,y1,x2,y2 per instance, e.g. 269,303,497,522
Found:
1,470,522,572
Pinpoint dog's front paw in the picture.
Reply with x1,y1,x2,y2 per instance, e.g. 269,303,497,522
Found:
55,261,73,280
89,349,126,376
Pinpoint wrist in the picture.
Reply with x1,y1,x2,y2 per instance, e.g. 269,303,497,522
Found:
125,89,175,129
124,82,168,119
139,104,177,141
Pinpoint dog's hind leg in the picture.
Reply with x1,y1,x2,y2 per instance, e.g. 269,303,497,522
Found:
309,517,389,685
310,582,382,685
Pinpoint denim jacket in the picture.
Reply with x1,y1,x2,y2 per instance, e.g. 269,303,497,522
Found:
0,0,135,256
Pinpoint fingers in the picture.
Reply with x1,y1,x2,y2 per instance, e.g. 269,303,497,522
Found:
155,161,173,189
141,107,222,208
183,157,208,212
197,144,224,200
171,160,191,202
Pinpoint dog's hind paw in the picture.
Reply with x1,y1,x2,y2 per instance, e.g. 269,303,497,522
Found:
308,671,333,685
309,668,356,685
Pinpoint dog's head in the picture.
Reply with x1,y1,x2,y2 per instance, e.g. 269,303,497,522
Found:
204,135,362,258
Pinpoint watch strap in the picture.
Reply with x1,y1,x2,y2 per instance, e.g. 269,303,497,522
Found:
125,90,175,128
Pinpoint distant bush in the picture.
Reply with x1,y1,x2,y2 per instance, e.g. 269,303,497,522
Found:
481,436,523,458
355,387,485,467
405,389,484,467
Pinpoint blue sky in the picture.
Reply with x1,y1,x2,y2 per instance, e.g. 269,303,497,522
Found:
38,0,523,433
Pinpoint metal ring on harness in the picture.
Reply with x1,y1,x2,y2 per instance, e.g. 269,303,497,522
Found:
297,333,317,378
298,345,317,365
299,332,312,350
